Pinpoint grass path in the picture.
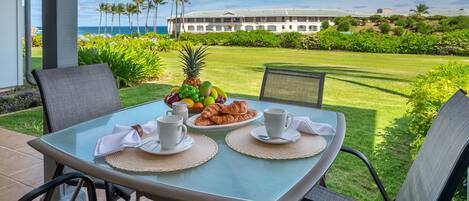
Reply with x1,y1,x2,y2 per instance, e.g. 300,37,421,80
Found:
1,46,468,200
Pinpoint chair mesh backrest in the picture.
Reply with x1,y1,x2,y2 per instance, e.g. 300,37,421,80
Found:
396,90,469,201
33,64,121,133
259,68,325,108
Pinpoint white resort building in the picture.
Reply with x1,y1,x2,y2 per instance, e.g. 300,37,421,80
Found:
167,9,370,34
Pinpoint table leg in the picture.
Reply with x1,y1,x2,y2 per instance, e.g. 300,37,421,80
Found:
43,159,64,201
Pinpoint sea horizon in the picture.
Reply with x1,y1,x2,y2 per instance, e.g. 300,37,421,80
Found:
36,26,169,35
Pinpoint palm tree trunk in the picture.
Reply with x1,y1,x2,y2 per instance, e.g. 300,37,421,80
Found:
136,6,140,35
175,1,178,39
104,13,108,34
128,14,132,33
99,12,102,34
118,14,121,34
153,5,158,33
111,14,114,34
170,0,174,36
145,4,150,33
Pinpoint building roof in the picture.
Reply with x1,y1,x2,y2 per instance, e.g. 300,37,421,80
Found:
179,9,372,18
425,9,469,17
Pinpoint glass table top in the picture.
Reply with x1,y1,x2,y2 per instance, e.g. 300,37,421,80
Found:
39,99,339,201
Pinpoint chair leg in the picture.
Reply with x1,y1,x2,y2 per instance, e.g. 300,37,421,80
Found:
104,181,116,201
319,175,327,187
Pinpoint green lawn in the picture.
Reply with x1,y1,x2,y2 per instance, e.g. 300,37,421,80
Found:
1,46,469,200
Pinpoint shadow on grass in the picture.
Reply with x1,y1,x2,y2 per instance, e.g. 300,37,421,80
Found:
264,63,410,83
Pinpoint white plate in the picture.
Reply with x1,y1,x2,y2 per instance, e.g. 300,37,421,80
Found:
186,110,263,131
139,136,194,155
250,126,301,144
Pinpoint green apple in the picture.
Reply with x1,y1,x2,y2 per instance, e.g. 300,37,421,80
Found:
203,96,215,106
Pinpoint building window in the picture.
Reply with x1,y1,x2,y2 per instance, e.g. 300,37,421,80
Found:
267,25,277,32
289,17,292,22
266,17,277,22
234,25,242,31
256,17,264,22
206,25,214,32
215,25,222,31
233,18,241,23
297,17,307,22
282,25,285,29
223,18,231,23
308,17,318,22
245,17,254,22
309,25,318,32
187,18,195,23
282,16,286,22
224,25,233,32
245,25,254,31
215,18,222,23
197,25,204,32
256,25,265,30
196,18,204,23
289,25,292,29
205,18,213,23
187,25,195,31
298,25,307,31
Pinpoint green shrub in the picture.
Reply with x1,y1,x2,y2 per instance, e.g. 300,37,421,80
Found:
379,23,391,34
392,27,405,36
337,21,351,32
279,32,303,48
436,29,469,56
157,40,177,52
398,33,438,54
369,15,384,23
78,37,163,87
32,35,42,47
407,63,469,147
395,19,407,27
321,21,330,30
226,30,280,47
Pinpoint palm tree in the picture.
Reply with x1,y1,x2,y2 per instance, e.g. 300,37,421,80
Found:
174,0,179,39
110,4,118,34
133,0,145,35
98,3,107,34
125,3,137,33
410,3,430,17
116,3,125,34
152,0,167,33
169,0,175,36
177,0,189,40
143,0,154,34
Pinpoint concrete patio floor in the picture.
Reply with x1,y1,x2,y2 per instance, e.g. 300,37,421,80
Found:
0,127,149,201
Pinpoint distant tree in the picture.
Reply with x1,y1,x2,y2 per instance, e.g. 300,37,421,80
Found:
369,14,384,24
116,3,125,34
405,17,417,29
104,3,111,34
395,19,407,27
125,3,138,33
334,16,358,26
98,3,107,34
337,21,351,32
133,0,144,35
110,4,118,34
143,0,154,33
321,21,330,30
388,15,405,23
379,22,391,34
410,3,430,17
152,0,167,33
416,21,432,34
438,16,469,32
392,27,405,36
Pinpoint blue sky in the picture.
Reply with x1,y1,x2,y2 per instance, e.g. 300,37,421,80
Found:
31,0,469,26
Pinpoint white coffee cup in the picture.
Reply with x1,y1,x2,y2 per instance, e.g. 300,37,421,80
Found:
157,115,187,150
166,102,189,122
263,108,293,137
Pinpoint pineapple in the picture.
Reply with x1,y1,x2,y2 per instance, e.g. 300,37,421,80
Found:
179,43,209,87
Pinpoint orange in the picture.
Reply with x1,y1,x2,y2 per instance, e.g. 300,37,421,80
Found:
193,102,204,109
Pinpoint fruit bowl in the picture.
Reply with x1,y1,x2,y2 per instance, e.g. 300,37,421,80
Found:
164,81,228,114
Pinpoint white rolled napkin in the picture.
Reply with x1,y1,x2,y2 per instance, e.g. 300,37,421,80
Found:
290,116,335,135
94,121,157,157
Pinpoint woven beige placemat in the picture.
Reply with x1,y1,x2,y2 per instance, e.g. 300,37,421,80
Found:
105,133,218,172
226,125,327,160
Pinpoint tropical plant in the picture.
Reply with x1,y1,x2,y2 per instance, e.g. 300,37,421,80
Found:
379,22,391,34
98,3,107,34
410,3,430,17
143,0,154,33
133,0,145,35
152,0,167,33
103,3,110,34
392,27,405,36
110,4,118,34
337,21,351,32
125,3,137,33
116,3,125,34
321,21,330,30
179,43,209,87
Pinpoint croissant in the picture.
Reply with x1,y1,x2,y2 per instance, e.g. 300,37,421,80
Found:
221,101,248,115
234,110,257,122
201,103,224,118
210,114,237,125
195,117,216,126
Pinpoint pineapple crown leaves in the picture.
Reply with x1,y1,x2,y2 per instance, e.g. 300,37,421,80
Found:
178,43,209,79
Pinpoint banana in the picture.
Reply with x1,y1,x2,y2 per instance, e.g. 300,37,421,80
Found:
212,86,228,99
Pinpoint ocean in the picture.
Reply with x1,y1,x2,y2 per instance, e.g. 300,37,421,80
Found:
37,26,168,35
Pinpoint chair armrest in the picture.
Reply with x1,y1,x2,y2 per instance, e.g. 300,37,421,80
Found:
340,146,391,201
18,172,97,201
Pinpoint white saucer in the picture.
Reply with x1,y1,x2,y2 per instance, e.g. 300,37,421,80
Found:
139,136,194,155
250,126,301,144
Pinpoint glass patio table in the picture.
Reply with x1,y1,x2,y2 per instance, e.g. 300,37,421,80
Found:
29,98,346,201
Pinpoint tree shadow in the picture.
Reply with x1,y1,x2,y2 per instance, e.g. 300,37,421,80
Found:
329,77,409,98
264,63,411,83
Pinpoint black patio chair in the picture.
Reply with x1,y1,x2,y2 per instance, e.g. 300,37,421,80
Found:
260,67,326,108
33,64,134,201
19,172,97,201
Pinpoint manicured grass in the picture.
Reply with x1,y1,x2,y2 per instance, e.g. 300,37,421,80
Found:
2,46,469,200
